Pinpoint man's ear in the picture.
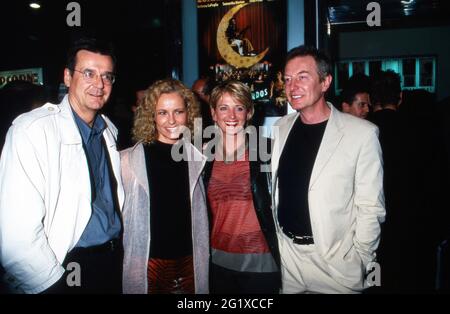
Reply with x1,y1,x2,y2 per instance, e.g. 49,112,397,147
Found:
398,91,403,106
321,74,333,93
63,68,72,88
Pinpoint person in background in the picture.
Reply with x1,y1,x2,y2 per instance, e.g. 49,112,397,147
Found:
270,70,287,109
340,73,371,119
371,72,446,292
192,77,214,131
0,80,47,151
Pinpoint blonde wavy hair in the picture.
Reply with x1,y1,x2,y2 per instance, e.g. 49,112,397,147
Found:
132,79,200,144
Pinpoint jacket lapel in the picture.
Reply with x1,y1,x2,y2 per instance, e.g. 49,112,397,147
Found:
272,113,299,176
103,128,124,210
186,140,207,199
309,104,344,190
58,96,83,145
271,112,299,194
128,143,150,199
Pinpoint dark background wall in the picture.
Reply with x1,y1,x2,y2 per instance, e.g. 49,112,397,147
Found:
0,0,180,102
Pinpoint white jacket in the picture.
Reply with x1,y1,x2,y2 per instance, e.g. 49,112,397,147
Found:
272,104,385,291
0,96,124,294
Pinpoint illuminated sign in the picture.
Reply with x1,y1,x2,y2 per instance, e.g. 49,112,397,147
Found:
197,0,268,9
197,0,286,118
0,68,44,89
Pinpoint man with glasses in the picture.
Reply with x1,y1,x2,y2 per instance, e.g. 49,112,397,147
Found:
0,37,124,293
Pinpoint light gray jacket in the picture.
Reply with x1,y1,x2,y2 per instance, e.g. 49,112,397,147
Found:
120,141,209,294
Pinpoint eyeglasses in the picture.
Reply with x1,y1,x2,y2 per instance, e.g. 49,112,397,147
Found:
73,69,116,85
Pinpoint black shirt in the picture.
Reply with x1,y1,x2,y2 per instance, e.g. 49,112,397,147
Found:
277,116,328,237
144,141,192,259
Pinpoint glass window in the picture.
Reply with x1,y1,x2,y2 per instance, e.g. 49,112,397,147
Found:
352,61,365,75
369,61,381,76
336,62,349,91
337,56,436,95
383,60,400,73
419,58,433,86
402,58,416,87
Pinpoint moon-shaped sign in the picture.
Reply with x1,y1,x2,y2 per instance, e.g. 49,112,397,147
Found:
216,3,269,69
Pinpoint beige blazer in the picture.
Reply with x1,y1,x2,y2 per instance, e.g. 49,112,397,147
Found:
271,103,385,291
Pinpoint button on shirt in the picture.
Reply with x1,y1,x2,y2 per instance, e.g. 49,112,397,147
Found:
72,110,121,247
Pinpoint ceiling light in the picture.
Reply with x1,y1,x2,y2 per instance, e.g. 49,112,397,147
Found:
403,8,413,16
29,2,41,9
400,0,414,5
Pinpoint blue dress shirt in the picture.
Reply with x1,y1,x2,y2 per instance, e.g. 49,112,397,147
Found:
72,109,121,247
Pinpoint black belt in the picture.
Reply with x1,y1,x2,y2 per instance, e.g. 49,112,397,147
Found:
282,229,314,245
71,238,121,254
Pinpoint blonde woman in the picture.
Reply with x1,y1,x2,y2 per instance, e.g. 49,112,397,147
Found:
121,79,209,294
203,81,280,294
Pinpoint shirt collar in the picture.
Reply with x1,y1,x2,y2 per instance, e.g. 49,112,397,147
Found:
71,107,106,144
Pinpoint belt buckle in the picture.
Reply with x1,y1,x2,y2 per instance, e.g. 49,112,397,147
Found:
282,228,313,245
292,236,313,245
109,239,117,251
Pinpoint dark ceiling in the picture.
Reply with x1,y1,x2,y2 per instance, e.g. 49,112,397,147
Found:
2,1,449,46
1,0,449,92
0,0,177,96
327,0,450,29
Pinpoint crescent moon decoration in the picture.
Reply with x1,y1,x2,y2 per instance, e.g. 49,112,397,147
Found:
216,3,269,69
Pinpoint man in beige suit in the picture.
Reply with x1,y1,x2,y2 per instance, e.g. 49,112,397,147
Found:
272,45,385,293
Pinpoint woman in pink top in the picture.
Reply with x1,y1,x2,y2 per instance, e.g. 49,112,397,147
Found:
203,80,280,294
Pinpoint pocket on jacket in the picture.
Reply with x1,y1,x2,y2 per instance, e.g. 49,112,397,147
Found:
326,246,365,291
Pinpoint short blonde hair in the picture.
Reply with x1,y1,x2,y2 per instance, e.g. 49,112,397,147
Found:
209,80,254,114
132,79,200,144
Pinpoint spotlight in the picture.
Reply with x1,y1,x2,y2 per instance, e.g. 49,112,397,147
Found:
29,2,41,9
